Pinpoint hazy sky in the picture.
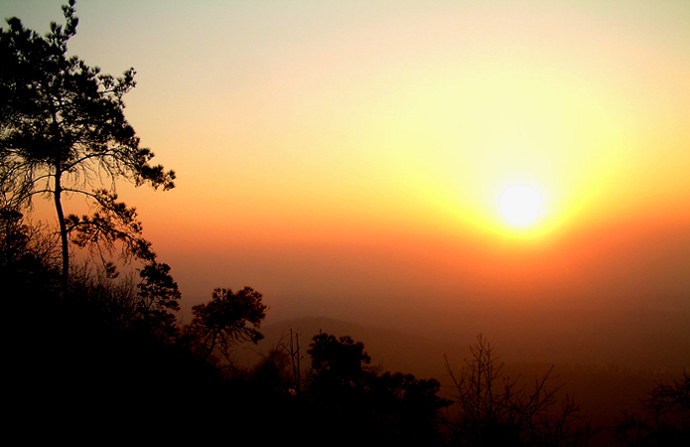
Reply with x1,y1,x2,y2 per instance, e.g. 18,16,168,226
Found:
4,1,690,327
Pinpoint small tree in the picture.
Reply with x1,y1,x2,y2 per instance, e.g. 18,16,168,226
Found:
0,1,175,290
184,287,267,363
134,261,182,342
444,335,597,447
308,333,372,383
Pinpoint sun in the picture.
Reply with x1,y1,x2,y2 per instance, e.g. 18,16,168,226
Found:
498,185,545,227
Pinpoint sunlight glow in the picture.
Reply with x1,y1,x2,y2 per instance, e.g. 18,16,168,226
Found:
499,186,545,227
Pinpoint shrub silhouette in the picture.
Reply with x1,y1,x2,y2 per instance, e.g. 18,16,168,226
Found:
444,335,597,447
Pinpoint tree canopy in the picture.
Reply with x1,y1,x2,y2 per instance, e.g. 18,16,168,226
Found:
185,287,267,362
0,0,175,289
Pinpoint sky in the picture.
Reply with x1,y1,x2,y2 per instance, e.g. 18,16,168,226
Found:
3,1,690,335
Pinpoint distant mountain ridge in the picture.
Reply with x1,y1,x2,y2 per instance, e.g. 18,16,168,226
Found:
238,305,690,374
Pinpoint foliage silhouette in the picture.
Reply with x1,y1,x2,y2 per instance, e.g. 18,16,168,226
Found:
135,260,182,343
613,371,689,446
308,332,372,383
1,207,59,282
1,209,62,325
0,0,175,290
184,287,267,363
444,335,597,447
305,332,451,445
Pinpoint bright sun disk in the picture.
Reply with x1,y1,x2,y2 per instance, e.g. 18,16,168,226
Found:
499,185,545,227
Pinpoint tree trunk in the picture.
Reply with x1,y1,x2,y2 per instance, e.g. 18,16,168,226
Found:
54,168,69,293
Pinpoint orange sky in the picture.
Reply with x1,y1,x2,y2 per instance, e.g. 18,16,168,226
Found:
6,1,690,327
